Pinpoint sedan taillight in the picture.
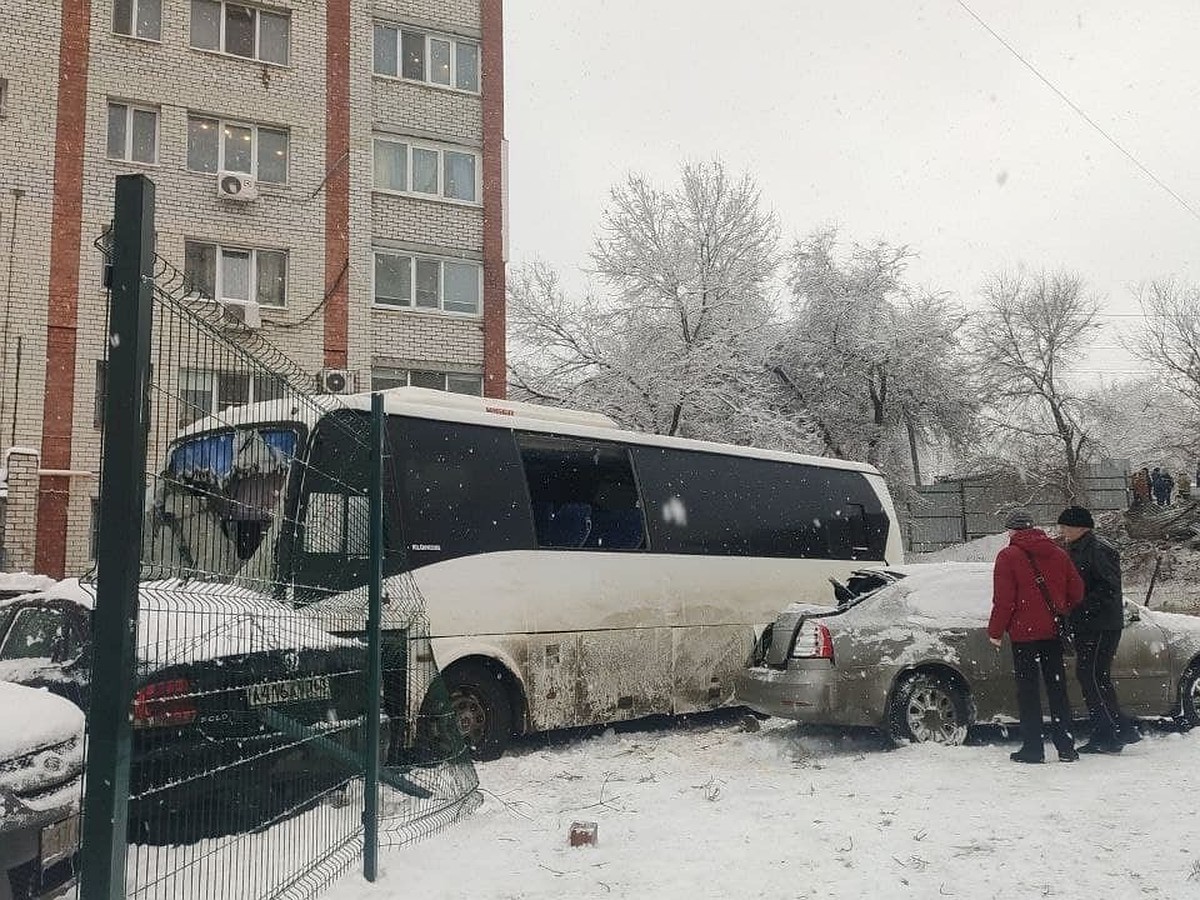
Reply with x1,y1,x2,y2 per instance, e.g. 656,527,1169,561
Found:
132,678,198,729
791,621,834,660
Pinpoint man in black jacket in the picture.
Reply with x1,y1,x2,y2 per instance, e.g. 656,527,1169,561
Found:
1057,505,1140,753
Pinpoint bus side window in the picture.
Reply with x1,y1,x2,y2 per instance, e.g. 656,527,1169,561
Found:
388,416,534,568
516,433,645,551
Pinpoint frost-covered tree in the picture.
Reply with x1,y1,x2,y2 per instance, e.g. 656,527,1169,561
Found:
772,230,978,486
967,269,1102,501
1125,278,1200,410
508,161,813,449
1088,377,1199,469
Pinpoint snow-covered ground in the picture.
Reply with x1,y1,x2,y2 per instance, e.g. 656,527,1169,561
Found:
328,714,1200,900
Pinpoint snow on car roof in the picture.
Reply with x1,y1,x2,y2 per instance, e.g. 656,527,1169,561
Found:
0,572,56,595
877,562,994,625
0,578,356,670
0,681,84,759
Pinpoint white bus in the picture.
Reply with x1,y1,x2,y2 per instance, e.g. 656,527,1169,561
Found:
153,387,903,757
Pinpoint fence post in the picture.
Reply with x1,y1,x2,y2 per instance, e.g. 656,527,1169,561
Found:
363,392,383,881
80,175,155,900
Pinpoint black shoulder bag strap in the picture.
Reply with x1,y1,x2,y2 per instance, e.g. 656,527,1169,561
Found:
1018,547,1075,656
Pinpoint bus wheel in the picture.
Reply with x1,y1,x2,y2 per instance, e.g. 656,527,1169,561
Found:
443,662,514,761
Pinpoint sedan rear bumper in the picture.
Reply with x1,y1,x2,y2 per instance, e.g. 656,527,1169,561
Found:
735,662,848,723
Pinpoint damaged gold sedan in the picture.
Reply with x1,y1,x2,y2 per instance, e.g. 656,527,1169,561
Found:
736,563,1200,743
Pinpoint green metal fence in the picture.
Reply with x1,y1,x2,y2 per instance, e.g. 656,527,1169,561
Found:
78,174,479,900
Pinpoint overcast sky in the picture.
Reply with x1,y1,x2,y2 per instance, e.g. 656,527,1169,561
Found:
503,1,1200,382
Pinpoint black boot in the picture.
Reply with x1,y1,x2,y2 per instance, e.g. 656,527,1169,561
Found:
1077,737,1123,754
1119,723,1143,745
1058,747,1079,762
1010,748,1044,764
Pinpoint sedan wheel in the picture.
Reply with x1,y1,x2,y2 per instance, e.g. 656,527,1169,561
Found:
888,673,971,746
1179,665,1200,728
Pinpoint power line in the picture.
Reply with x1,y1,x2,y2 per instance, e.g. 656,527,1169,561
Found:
954,0,1200,227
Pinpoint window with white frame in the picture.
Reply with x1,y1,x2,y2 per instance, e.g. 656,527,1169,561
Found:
373,137,478,203
371,367,483,395
113,0,162,40
187,115,288,183
184,240,288,307
373,23,479,93
190,0,290,65
179,369,287,425
106,102,159,164
373,249,481,315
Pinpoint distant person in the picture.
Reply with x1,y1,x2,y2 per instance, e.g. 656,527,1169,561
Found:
987,509,1084,764
1151,468,1172,506
1057,506,1139,752
1162,470,1176,506
1177,470,1192,502
1131,468,1151,507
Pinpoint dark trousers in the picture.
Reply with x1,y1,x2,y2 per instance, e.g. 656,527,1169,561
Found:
1012,640,1075,756
1075,630,1126,741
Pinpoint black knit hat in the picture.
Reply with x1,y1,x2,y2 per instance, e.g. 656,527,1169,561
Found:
1057,506,1095,528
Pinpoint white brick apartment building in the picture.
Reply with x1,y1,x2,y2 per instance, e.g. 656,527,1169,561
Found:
0,0,507,578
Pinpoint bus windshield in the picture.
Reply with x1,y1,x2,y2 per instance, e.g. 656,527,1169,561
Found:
143,425,300,577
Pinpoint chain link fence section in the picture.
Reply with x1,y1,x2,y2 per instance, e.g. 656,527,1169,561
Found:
81,205,478,900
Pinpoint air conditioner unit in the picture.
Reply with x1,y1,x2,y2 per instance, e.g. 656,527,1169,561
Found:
221,298,262,330
216,171,258,201
318,368,352,395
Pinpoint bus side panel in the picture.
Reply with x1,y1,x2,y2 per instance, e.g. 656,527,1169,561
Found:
670,624,752,714
521,628,674,731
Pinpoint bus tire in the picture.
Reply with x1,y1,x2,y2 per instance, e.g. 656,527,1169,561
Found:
443,661,514,761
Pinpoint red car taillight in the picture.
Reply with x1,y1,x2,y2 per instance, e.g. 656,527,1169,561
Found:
791,621,834,660
132,678,198,729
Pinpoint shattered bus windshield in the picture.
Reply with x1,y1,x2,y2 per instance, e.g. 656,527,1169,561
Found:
142,425,300,576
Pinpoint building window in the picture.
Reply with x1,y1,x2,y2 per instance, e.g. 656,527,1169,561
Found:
187,115,288,183
94,361,107,427
373,250,480,315
191,0,290,65
106,102,159,164
371,367,483,395
90,499,100,560
184,240,288,307
179,369,286,425
373,23,479,93
113,0,162,40
373,137,479,203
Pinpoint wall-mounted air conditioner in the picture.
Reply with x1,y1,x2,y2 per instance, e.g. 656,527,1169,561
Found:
217,171,258,201
318,368,351,394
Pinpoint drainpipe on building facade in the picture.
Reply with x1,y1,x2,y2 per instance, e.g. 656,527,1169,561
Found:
0,187,25,451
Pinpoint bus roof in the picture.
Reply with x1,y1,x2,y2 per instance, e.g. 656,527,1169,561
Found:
177,387,883,476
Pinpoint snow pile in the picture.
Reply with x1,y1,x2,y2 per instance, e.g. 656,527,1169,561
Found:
909,531,1010,563
326,716,1200,900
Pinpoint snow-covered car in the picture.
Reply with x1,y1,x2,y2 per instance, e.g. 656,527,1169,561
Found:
0,682,83,900
0,580,374,843
736,562,1200,743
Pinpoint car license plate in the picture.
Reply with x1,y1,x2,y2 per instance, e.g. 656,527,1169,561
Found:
246,676,332,708
40,813,80,871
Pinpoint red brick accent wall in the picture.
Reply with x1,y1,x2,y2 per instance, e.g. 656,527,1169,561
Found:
35,0,91,578
481,0,506,399
324,0,351,371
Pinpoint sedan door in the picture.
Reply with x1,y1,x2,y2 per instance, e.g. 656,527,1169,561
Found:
1107,601,1172,715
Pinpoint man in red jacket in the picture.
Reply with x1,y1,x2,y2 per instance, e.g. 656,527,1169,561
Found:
988,509,1085,763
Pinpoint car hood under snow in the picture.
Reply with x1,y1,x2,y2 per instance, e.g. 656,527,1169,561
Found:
0,681,84,760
